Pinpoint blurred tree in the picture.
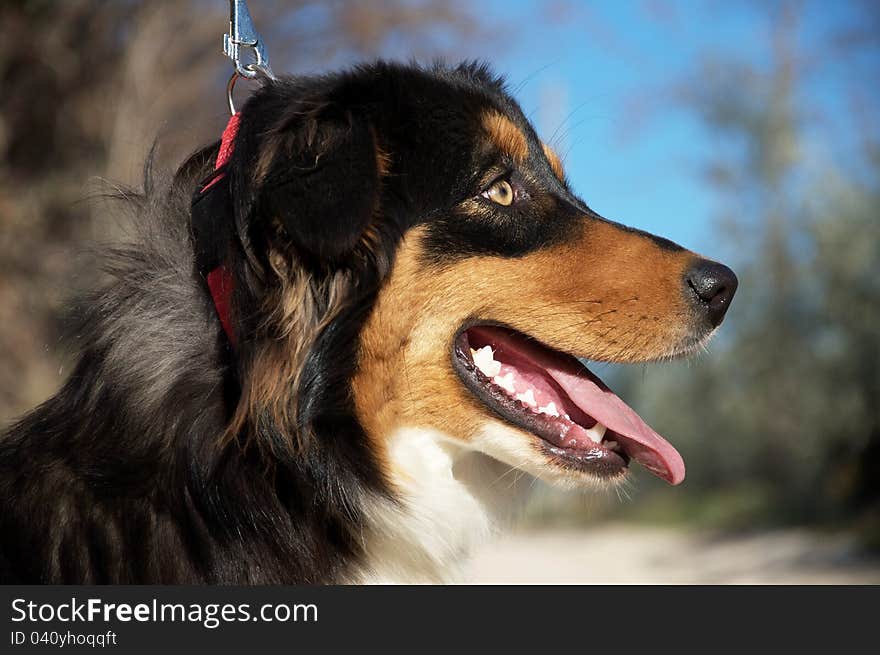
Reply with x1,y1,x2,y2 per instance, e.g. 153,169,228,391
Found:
0,0,480,422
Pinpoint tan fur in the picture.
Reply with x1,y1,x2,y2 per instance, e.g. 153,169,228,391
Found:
482,110,529,163
374,140,393,178
542,142,565,180
227,255,355,451
353,218,697,471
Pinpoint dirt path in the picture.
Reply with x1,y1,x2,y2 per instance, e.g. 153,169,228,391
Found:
465,524,880,584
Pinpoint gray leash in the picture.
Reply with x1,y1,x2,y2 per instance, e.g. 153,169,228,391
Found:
222,0,276,114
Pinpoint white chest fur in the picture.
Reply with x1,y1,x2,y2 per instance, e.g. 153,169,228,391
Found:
356,426,533,584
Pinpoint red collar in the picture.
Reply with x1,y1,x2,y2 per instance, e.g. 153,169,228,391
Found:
192,113,241,346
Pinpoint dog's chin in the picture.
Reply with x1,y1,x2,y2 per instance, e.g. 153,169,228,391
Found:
451,323,688,487
464,421,630,491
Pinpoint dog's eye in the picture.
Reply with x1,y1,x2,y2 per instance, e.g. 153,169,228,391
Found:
482,179,514,206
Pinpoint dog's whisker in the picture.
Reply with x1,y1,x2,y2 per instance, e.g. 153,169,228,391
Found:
547,98,593,148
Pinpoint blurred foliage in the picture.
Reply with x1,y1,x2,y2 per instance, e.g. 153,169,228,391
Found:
0,0,479,421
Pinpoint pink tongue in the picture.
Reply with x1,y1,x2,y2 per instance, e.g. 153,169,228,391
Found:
546,363,685,484
469,328,686,485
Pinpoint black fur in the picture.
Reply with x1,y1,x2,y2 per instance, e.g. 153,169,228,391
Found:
0,60,600,583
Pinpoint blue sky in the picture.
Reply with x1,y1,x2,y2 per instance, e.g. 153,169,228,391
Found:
453,0,874,254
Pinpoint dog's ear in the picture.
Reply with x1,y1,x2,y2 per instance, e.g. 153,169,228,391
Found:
230,97,381,261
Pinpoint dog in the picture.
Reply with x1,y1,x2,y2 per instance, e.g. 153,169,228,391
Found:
0,61,737,583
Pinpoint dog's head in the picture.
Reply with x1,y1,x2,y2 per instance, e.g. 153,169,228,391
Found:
219,61,736,490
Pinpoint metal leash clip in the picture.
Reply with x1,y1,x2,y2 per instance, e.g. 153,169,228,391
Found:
224,0,275,114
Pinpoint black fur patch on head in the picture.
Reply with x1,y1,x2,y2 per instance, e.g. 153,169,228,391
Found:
230,87,381,263
419,179,587,262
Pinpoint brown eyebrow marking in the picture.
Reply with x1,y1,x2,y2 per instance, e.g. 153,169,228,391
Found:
482,110,529,163
541,142,565,180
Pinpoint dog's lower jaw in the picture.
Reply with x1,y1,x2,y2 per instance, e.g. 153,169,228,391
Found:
355,426,534,584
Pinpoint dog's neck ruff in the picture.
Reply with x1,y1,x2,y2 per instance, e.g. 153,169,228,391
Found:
191,113,241,346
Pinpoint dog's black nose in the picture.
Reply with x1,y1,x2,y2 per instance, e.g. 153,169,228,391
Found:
685,259,738,327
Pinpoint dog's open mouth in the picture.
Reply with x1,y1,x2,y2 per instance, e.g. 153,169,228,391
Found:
452,325,685,485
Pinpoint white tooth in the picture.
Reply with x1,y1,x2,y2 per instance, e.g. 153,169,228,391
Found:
493,372,516,393
471,346,501,378
604,440,619,451
537,401,560,418
585,422,607,444
515,389,537,407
